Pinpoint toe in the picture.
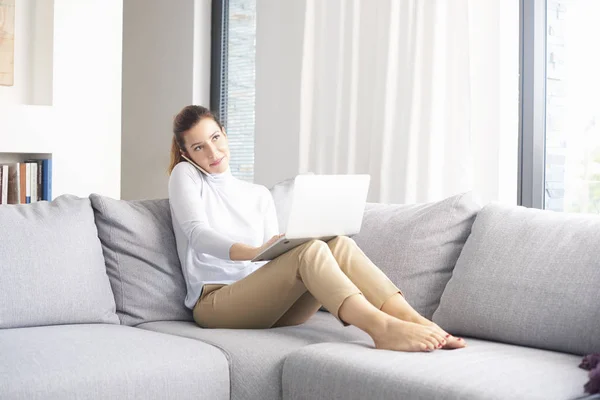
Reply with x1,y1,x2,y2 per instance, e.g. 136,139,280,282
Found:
431,331,446,346
424,337,439,351
443,336,466,349
420,342,435,352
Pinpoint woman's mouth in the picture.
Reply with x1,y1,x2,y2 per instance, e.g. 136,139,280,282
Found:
210,157,224,167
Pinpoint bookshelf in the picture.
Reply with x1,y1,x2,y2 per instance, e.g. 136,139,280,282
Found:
0,153,52,164
0,152,53,204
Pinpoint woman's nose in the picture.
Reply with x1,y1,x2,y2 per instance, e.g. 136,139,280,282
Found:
206,144,218,159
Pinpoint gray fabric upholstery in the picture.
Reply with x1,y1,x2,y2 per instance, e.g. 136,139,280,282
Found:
433,203,600,356
352,192,480,319
282,339,588,400
0,195,119,328
138,311,370,400
0,324,229,400
90,194,193,326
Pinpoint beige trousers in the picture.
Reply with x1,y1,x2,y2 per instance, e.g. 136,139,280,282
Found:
193,236,402,329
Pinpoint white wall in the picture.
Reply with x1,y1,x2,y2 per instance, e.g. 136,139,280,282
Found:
31,0,54,106
0,0,123,199
254,0,307,189
193,0,212,105
121,0,211,200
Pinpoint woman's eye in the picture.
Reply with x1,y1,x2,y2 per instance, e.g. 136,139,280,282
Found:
194,145,203,151
213,135,220,141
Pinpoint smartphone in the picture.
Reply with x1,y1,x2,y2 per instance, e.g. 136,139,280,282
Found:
180,153,209,175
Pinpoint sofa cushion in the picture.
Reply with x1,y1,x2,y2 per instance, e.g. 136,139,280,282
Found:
0,324,229,400
352,192,480,319
282,339,588,400
90,194,193,326
137,311,370,400
0,195,119,328
433,203,600,356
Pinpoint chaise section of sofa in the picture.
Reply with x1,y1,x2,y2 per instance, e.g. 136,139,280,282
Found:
0,324,229,400
282,339,588,400
279,201,599,400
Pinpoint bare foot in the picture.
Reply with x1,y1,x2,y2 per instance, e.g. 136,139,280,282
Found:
371,317,447,352
380,294,465,349
413,317,466,349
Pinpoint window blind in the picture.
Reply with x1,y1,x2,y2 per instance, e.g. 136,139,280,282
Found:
212,0,256,183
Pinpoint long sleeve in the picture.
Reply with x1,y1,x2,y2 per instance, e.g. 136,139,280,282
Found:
263,188,280,241
168,165,236,260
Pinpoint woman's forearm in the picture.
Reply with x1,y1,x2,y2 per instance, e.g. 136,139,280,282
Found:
229,243,258,261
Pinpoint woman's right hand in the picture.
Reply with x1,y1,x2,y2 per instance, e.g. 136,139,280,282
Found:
254,234,285,259
229,234,284,261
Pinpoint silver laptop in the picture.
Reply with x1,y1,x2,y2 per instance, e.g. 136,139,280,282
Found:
252,174,371,262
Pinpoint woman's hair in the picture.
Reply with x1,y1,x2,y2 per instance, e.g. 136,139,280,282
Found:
168,105,224,174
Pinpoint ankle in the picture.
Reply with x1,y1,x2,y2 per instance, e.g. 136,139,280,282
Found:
380,296,414,320
366,313,393,339
388,308,427,324
405,314,427,324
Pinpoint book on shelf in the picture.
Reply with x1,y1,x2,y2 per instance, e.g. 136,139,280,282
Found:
0,165,8,204
19,163,26,203
0,159,52,205
42,159,52,202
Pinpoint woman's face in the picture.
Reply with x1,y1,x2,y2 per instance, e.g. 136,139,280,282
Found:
182,117,230,174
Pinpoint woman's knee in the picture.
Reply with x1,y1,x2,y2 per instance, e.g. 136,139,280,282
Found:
297,239,330,262
328,235,355,249
302,239,328,252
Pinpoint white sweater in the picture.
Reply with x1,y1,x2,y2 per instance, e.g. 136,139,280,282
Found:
168,162,279,309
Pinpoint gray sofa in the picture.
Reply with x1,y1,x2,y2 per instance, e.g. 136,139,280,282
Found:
0,192,597,400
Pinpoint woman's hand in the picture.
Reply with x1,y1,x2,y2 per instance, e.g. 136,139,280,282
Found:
229,234,285,261
255,234,285,258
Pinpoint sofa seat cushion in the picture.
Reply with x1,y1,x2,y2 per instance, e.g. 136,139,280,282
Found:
137,311,370,400
282,339,588,400
0,324,229,400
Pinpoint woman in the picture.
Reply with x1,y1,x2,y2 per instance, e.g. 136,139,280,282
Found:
168,105,466,352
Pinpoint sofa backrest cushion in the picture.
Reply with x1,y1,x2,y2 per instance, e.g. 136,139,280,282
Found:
90,194,192,326
433,203,600,355
0,195,119,328
352,192,480,319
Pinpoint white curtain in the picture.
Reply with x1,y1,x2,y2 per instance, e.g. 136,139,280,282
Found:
293,0,519,204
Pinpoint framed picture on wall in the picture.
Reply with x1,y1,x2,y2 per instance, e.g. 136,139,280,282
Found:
0,0,15,87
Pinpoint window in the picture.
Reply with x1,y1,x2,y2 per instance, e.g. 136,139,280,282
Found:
545,0,600,213
211,0,257,182
520,0,600,214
